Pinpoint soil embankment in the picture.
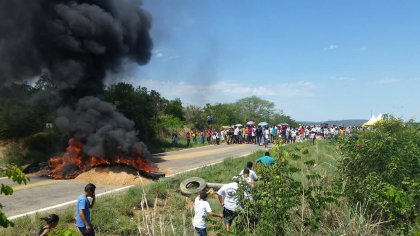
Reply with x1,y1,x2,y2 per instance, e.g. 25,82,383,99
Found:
75,165,169,186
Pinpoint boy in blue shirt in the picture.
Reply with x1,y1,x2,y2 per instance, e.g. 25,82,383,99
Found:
256,152,275,165
76,183,96,236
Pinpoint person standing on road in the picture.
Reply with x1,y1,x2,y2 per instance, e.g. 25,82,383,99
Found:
186,131,191,147
310,131,316,145
271,126,277,142
217,180,239,231
264,127,270,148
256,126,263,145
193,191,223,236
200,132,205,144
192,131,197,144
76,183,96,236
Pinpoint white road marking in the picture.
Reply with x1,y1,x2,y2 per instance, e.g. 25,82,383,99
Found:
8,185,133,220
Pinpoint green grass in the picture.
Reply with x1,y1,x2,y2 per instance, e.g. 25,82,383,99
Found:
282,140,341,184
2,140,378,236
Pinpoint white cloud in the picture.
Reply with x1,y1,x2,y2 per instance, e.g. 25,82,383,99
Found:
133,79,316,106
152,48,179,60
324,44,339,50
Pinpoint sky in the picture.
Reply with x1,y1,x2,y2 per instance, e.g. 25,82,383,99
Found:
115,0,420,121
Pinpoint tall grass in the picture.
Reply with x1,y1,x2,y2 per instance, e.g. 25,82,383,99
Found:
2,141,389,235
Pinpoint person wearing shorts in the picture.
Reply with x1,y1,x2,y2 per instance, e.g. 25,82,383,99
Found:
217,181,239,231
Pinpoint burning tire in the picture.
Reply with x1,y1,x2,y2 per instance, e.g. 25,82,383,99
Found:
23,162,48,174
180,177,207,195
137,170,165,180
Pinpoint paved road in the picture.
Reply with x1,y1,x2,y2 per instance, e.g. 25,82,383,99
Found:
0,143,266,219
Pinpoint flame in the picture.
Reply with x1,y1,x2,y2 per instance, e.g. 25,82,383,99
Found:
48,138,157,179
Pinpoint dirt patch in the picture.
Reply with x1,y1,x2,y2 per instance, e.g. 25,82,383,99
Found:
74,165,154,185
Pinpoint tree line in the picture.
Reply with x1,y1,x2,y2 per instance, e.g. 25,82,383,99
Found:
0,80,298,144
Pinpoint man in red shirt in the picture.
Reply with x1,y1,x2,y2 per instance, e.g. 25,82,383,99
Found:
186,131,191,147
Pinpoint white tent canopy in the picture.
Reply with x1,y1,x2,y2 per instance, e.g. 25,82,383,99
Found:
363,114,383,126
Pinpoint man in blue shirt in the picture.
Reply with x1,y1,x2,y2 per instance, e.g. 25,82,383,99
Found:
76,183,96,236
256,152,275,165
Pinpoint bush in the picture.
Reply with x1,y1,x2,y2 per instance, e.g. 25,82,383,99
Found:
337,118,420,232
2,143,26,167
22,131,63,163
1,131,63,168
49,226,79,236
234,143,339,235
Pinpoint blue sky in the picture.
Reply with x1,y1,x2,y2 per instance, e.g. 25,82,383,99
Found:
116,0,420,121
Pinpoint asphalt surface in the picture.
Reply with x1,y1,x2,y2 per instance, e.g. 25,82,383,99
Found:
0,143,267,219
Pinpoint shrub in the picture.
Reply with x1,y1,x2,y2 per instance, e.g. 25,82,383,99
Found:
22,131,63,163
49,226,79,236
2,143,26,167
337,118,420,232
234,143,339,235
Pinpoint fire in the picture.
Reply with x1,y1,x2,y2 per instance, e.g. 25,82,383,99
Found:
48,138,157,179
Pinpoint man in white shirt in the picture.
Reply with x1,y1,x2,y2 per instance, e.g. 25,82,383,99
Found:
193,191,222,236
239,161,258,181
233,127,240,144
217,181,239,231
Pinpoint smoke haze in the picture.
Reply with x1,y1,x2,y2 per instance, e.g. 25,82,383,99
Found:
0,1,155,172
0,0,153,100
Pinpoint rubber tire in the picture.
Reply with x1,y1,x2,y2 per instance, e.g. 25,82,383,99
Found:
179,177,207,195
137,170,166,180
23,162,47,174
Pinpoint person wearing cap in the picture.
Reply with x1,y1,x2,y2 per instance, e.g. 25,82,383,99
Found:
193,191,223,236
217,179,239,231
256,151,275,165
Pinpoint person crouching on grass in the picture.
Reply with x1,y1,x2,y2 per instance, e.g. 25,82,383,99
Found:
38,214,59,236
76,183,96,236
193,191,223,236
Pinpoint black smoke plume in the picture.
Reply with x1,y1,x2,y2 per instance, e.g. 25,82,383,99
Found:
55,96,150,159
0,0,152,101
0,0,155,175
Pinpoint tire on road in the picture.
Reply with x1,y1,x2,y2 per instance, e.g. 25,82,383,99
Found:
180,177,207,195
137,170,165,180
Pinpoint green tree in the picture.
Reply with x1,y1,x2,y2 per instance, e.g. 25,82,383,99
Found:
0,165,29,227
204,103,238,127
270,112,299,127
105,83,165,142
0,83,58,139
164,98,184,121
234,96,275,122
184,105,206,129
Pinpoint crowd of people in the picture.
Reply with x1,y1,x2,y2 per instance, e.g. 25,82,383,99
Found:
193,151,274,235
174,124,355,147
